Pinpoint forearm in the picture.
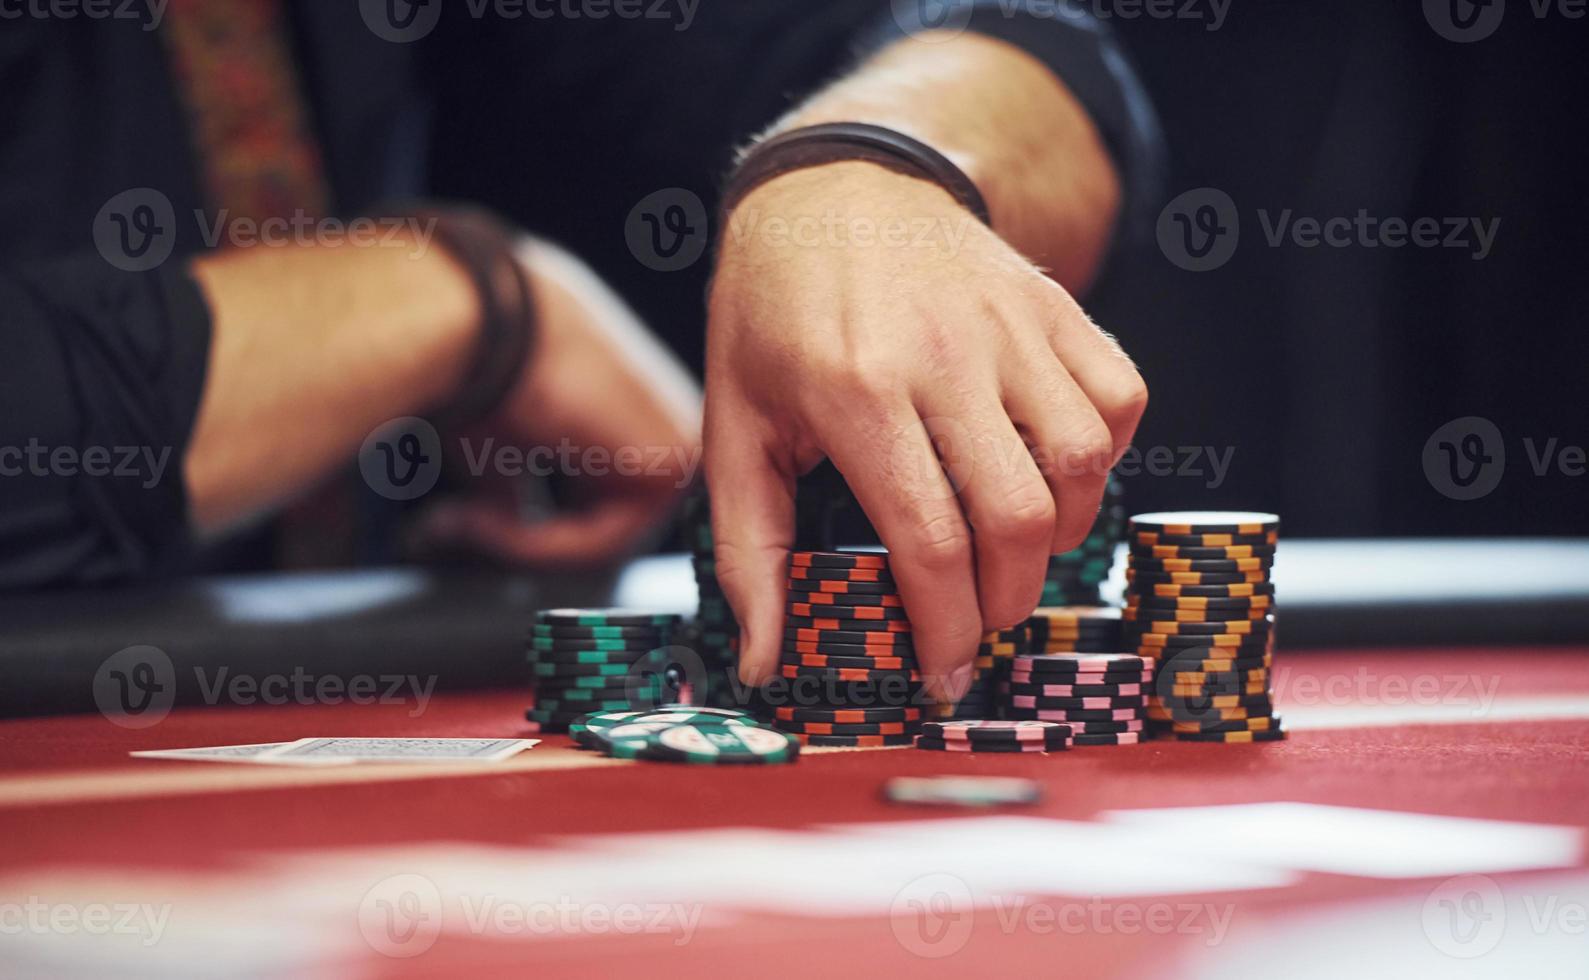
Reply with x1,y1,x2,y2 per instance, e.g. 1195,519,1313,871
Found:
185,237,479,533
770,31,1121,291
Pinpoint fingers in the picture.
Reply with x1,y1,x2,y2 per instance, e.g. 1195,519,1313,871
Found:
704,409,796,689
1035,284,1150,466
1003,350,1115,553
916,390,1054,632
822,402,982,703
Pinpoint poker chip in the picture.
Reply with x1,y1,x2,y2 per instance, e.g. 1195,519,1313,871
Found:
772,719,920,736
1129,556,1273,575
999,692,1147,710
780,590,905,608
1127,512,1281,536
1170,715,1281,734
1154,654,1274,674
789,550,889,570
1174,728,1286,743
538,609,682,628
784,640,927,659
534,674,648,691
882,776,1044,807
1128,544,1278,561
1133,581,1276,598
637,722,802,763
790,732,919,747
1129,530,1278,548
1132,628,1271,646
1125,593,1274,611
530,635,660,652
1001,681,1144,698
785,578,899,596
1159,694,1275,712
1123,605,1271,623
1127,620,1273,638
531,661,633,677
1071,731,1141,745
779,652,916,671
786,602,910,621
779,664,922,683
530,624,666,640
1015,653,1149,673
783,627,913,647
786,565,895,583
923,720,1073,743
1133,645,1272,665
569,708,720,748
1004,704,1142,721
914,736,1069,753
784,619,914,638
1009,669,1151,687
1126,570,1270,586
773,705,923,723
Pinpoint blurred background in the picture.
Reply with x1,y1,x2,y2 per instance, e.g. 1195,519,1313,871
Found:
433,3,1589,539
5,1,1586,562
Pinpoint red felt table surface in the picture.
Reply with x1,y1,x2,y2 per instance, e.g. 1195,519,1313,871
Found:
2,647,1587,978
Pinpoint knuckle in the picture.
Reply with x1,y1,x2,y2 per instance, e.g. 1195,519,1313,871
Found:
907,514,973,571
1059,420,1115,478
982,486,1056,542
1102,370,1150,423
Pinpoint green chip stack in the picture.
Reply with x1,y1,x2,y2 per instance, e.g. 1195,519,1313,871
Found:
682,486,742,708
1042,471,1125,606
525,609,682,733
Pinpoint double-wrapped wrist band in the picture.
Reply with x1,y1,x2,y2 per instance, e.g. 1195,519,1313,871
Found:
720,122,992,226
410,204,536,428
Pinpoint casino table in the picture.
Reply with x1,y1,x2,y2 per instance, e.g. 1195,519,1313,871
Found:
2,540,1587,977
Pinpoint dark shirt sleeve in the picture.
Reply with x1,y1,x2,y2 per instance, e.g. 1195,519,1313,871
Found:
0,257,211,590
862,1,1166,257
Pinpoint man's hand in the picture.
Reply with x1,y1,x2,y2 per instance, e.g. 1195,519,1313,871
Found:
705,33,1146,702
188,230,699,568
421,240,702,567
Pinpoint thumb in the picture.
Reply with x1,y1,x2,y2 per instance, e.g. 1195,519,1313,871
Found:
706,416,796,688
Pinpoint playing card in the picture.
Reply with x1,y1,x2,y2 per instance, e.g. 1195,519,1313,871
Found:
130,742,354,766
260,737,539,763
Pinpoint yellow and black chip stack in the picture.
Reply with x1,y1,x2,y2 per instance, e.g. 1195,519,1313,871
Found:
1123,512,1286,743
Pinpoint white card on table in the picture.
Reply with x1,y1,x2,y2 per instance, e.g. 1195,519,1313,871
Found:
261,737,539,763
130,742,353,766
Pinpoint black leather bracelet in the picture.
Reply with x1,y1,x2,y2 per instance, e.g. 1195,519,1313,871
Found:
720,122,992,226
415,205,536,428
